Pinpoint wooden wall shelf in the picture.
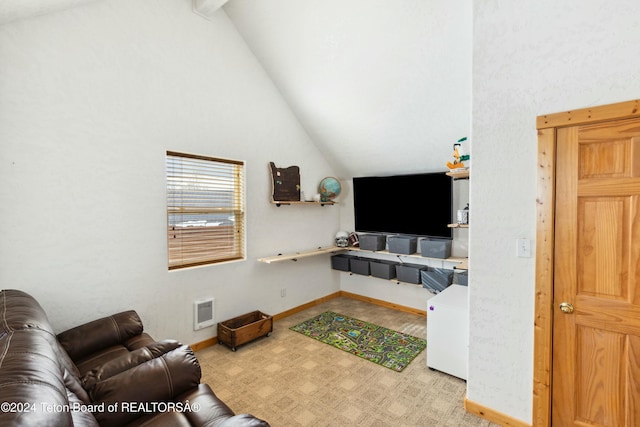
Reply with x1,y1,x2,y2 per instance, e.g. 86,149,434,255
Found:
455,260,468,270
346,247,466,265
445,169,470,179
272,201,336,207
258,246,345,263
258,245,468,268
448,223,469,228
258,245,468,272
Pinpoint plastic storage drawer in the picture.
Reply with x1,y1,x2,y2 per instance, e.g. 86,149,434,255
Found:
359,234,387,251
420,238,452,259
349,257,371,275
388,235,417,254
395,263,426,284
370,260,398,279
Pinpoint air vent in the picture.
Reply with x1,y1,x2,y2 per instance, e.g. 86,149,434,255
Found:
194,298,215,330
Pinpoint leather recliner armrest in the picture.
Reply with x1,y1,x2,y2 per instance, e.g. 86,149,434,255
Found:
82,340,181,391
90,345,201,427
218,414,272,427
56,311,145,361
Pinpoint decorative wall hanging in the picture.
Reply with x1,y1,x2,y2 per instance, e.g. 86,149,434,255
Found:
269,162,300,202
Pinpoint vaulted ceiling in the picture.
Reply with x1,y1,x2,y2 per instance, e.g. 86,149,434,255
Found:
0,0,472,179
0,0,99,25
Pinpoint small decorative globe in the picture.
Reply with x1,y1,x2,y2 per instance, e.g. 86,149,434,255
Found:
319,177,341,201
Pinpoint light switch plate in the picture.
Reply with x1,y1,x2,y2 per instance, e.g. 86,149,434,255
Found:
516,238,531,258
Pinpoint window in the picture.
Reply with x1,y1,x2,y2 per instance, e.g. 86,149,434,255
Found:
166,151,245,269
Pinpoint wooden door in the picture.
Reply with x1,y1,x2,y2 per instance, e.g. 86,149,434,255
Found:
553,117,640,426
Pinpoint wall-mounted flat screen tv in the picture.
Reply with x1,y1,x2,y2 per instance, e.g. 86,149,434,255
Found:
353,172,453,239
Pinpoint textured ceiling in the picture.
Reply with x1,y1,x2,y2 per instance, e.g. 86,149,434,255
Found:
0,0,472,179
0,0,99,25
223,0,472,178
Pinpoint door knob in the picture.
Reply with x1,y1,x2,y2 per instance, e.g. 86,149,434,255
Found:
559,302,574,314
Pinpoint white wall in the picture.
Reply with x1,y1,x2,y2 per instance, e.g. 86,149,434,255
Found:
470,0,640,423
0,0,341,345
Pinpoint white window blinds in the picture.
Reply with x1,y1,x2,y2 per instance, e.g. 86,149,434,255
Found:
166,151,245,269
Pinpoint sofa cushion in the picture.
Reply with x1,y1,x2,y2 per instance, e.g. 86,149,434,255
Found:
66,387,100,427
70,332,157,376
218,414,274,427
90,345,202,426
63,367,91,404
57,310,145,361
126,384,242,427
178,384,236,426
0,330,75,427
0,289,81,379
0,289,56,335
82,339,182,391
177,385,270,427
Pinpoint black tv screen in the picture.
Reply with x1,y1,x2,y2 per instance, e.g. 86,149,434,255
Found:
353,172,453,239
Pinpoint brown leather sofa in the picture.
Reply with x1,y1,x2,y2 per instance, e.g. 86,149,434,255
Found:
0,289,270,426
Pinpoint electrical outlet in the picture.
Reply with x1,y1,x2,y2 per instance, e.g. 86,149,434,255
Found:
280,288,286,298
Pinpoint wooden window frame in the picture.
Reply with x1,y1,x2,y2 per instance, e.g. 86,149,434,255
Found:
166,151,245,270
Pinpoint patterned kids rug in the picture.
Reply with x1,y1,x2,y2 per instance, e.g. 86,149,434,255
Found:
290,311,426,372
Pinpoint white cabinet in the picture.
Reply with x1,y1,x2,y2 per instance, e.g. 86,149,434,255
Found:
426,285,468,380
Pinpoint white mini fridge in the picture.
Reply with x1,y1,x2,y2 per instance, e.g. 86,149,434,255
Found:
426,284,468,380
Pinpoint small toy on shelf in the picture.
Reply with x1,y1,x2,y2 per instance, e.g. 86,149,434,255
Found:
446,137,470,170
335,231,349,248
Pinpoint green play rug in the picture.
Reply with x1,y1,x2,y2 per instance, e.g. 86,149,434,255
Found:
289,311,426,372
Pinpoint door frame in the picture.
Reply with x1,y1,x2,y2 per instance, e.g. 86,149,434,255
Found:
533,99,640,426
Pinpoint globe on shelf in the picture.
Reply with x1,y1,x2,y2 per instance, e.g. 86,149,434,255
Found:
319,177,341,202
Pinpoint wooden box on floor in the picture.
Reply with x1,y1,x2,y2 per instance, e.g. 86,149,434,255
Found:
217,311,273,351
